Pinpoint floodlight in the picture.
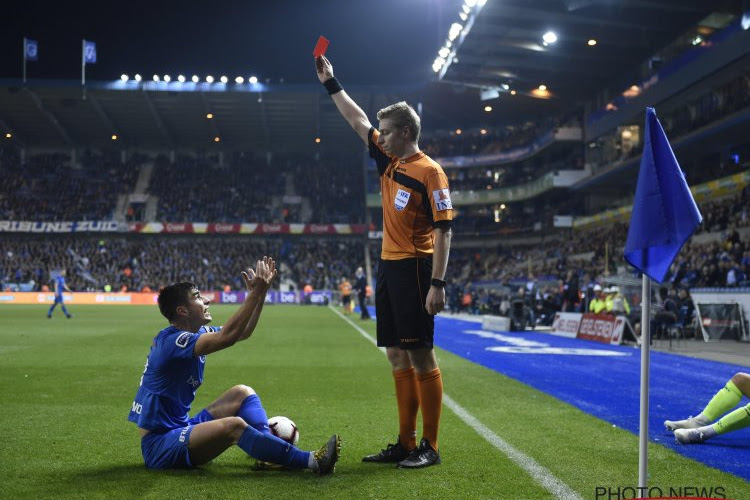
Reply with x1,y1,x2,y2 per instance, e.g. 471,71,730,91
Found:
152,74,159,82
163,75,171,82
448,23,463,41
134,74,142,82
220,75,228,83
235,76,244,84
206,75,214,83
120,74,128,82
177,75,186,83
192,75,199,83
542,31,557,44
249,76,258,84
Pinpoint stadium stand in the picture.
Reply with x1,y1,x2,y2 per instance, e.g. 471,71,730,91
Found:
1,1,749,330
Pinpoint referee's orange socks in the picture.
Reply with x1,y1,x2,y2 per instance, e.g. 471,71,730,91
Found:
393,367,419,450
417,367,443,451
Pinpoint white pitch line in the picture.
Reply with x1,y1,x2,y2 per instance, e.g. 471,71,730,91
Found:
329,306,583,500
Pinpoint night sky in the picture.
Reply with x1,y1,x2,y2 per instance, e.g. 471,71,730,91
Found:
2,0,461,85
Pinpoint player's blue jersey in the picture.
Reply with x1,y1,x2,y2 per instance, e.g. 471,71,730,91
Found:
128,324,221,432
55,275,66,295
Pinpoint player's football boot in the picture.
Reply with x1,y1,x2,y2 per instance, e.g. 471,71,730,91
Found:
674,428,707,444
362,438,413,463
664,415,705,431
313,434,341,475
396,438,441,468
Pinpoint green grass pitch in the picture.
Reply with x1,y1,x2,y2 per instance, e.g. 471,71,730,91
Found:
1,304,748,499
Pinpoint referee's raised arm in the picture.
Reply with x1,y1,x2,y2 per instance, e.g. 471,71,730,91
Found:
315,55,372,144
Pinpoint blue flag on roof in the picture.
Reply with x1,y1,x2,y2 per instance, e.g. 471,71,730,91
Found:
24,38,38,61
624,107,702,283
83,40,97,64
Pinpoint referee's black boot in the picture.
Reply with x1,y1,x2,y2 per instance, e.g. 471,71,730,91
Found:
396,438,441,468
362,437,412,463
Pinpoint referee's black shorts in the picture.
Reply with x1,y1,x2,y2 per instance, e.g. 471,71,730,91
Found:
376,257,434,350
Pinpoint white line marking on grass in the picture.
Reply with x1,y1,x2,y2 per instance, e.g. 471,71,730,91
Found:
329,306,584,500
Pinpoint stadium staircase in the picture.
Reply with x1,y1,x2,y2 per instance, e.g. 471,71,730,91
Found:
115,161,157,222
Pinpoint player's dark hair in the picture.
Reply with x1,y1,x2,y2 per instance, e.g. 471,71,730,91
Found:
158,282,198,322
376,101,421,143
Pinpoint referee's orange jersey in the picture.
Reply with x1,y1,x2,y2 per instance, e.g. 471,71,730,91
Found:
369,128,454,260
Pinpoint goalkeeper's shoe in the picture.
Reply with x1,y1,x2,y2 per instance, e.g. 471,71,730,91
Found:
664,415,706,431
362,438,412,463
313,434,340,475
674,428,708,444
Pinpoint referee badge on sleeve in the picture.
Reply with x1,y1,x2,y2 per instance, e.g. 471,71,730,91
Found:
433,188,453,211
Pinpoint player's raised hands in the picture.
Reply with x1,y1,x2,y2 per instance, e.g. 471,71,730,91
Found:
241,256,277,293
315,55,334,83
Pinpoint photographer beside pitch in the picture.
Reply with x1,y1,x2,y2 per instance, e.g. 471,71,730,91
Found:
127,256,340,473
316,55,453,468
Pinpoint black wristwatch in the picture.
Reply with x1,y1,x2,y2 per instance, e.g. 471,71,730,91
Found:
431,278,447,288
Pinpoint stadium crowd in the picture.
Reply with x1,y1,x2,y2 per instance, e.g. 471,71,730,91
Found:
3,186,747,328
0,151,139,221
0,236,365,295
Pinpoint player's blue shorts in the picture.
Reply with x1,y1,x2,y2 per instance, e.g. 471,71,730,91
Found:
140,409,213,469
54,294,64,304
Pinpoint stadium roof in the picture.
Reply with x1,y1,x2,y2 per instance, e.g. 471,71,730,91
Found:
1,0,744,153
435,0,743,114
0,80,401,153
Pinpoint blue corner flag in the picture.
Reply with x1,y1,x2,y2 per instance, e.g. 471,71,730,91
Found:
624,107,702,282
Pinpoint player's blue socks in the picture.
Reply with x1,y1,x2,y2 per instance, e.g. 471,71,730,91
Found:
239,394,270,434
237,426,310,469
47,303,71,318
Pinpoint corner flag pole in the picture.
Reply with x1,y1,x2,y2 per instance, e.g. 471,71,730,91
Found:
638,276,651,493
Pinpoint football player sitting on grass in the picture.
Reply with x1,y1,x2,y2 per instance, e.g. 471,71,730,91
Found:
127,257,340,473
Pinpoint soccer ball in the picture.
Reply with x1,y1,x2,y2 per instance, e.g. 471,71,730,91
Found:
268,416,299,446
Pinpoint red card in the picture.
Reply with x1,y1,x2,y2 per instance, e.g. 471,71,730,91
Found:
313,36,329,57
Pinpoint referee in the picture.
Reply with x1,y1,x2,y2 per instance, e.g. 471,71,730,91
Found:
316,55,453,468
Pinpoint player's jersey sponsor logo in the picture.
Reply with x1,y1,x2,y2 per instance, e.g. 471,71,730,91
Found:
175,332,192,348
433,188,453,211
394,189,410,211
